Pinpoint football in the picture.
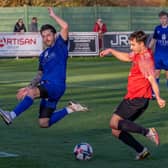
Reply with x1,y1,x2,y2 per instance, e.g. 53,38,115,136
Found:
73,142,93,160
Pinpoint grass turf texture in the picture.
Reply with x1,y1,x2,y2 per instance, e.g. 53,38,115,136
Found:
0,57,167,168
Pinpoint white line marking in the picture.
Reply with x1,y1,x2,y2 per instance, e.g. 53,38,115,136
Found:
0,152,19,158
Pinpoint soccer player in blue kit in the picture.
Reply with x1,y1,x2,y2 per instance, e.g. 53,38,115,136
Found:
0,7,88,127
149,11,168,97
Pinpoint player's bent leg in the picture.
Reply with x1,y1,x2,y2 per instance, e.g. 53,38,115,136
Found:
39,105,55,128
111,128,150,160
44,101,88,127
39,118,50,128
110,114,123,130
110,113,149,136
49,108,69,127
13,87,40,116
0,87,40,125
48,100,89,127
117,119,149,136
118,131,147,157
48,101,88,127
0,95,34,125
111,129,121,138
111,99,150,136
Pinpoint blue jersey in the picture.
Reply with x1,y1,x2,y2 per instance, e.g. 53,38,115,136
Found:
153,25,168,57
39,34,68,86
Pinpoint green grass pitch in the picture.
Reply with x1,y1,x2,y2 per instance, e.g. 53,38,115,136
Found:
0,57,167,168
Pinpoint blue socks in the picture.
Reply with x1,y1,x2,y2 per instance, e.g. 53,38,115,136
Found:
49,108,68,127
13,96,34,117
12,96,69,126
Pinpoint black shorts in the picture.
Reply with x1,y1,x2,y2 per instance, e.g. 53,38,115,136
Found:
114,98,149,121
38,85,48,98
37,85,55,118
39,106,55,118
37,82,65,119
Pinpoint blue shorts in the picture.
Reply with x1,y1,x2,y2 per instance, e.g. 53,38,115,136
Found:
38,81,66,118
154,54,168,70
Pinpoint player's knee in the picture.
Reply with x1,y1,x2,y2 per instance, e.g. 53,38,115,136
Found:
111,129,120,138
39,119,49,128
110,116,118,129
39,123,49,128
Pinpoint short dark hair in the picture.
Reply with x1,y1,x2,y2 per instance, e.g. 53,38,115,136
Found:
32,17,37,21
129,30,147,43
40,24,56,34
158,10,168,17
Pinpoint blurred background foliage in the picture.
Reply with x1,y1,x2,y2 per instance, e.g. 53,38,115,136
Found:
0,0,168,7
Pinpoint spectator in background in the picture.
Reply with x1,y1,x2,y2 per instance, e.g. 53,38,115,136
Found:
29,17,38,32
93,18,107,49
13,18,26,32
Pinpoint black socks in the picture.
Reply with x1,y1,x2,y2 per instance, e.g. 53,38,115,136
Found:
118,120,149,136
119,131,144,153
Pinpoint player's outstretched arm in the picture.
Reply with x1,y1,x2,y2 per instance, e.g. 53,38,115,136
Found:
48,7,68,41
148,75,166,108
100,48,132,62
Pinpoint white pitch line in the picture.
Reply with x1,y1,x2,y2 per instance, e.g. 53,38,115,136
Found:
0,152,19,158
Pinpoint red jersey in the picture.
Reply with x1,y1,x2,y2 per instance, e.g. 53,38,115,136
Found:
125,49,154,99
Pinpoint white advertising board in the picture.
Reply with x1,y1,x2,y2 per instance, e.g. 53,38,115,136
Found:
0,32,43,57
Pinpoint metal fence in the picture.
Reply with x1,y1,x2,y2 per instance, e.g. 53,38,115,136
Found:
0,6,167,32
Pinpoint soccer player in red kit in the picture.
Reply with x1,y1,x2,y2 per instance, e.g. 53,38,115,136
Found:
100,31,166,160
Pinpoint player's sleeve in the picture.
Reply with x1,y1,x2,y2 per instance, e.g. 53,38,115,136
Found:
153,27,158,39
138,52,155,79
57,34,68,46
